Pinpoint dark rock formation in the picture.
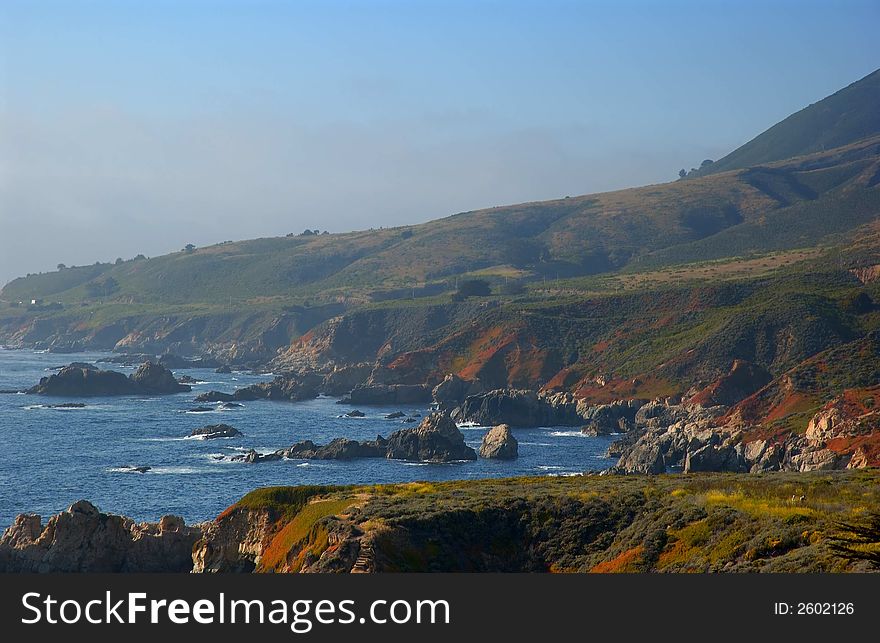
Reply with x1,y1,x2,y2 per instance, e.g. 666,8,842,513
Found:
27,362,189,396
579,400,644,435
116,465,151,474
279,437,388,460
0,501,201,572
344,409,365,418
233,413,474,464
451,389,583,427
215,365,232,374
130,361,192,394
479,424,518,459
385,411,405,419
384,412,477,462
189,424,243,439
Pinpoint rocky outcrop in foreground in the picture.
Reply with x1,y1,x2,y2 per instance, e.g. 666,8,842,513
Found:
0,501,201,572
191,472,880,573
231,412,476,464
27,361,190,396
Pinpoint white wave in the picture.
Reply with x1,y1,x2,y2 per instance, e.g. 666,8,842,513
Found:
296,462,311,467
549,430,589,437
148,466,211,475
456,421,485,428
536,465,564,470
519,442,553,447
140,436,189,442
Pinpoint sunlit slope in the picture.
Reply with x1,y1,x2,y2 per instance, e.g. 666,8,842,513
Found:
695,68,880,176
4,135,879,308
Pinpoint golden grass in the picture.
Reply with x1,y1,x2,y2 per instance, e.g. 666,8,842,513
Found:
702,490,815,519
257,498,354,572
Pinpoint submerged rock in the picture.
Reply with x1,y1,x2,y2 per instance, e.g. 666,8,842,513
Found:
189,424,243,439
345,409,365,418
479,424,518,459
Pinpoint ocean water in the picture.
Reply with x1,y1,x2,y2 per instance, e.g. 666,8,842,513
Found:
0,348,616,528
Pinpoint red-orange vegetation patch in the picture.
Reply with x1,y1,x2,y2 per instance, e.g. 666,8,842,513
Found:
741,423,799,445
457,331,517,381
826,433,880,465
764,392,817,424
574,375,679,404
542,367,583,392
590,546,644,573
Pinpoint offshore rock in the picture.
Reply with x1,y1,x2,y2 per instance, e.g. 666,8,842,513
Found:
479,424,518,459
385,412,477,462
27,361,189,396
189,424,243,439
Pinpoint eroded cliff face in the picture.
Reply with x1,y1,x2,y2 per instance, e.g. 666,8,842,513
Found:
191,486,366,573
0,305,344,366
0,501,201,572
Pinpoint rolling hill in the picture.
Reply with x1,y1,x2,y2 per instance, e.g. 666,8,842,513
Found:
1,68,879,393
693,68,880,176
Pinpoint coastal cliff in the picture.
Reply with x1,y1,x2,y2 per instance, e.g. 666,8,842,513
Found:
4,472,879,573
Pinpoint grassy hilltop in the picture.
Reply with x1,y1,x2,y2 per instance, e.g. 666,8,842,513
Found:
199,471,880,572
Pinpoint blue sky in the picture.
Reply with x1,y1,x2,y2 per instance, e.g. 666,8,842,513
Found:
1,0,878,285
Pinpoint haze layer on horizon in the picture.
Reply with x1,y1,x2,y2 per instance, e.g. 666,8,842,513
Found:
1,0,878,287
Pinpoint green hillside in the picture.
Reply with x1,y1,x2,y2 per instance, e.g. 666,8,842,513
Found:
694,68,880,176
3,135,878,312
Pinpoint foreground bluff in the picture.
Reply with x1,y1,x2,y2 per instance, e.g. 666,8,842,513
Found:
27,361,190,396
0,501,200,572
